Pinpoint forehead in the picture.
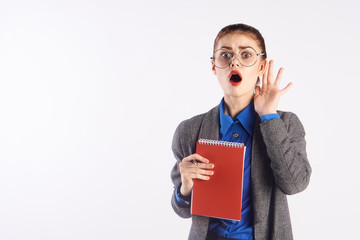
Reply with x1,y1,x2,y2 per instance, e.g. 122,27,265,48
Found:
216,32,260,51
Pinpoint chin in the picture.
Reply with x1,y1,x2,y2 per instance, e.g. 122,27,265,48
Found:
225,88,254,99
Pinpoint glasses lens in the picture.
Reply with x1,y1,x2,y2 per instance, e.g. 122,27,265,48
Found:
238,48,258,67
213,49,233,69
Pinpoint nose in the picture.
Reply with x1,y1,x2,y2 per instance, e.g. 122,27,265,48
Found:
230,56,240,67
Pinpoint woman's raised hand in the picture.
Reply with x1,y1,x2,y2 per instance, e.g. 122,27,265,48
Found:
254,60,293,117
179,153,214,196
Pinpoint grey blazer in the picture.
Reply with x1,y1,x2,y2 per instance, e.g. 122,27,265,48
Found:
170,105,311,240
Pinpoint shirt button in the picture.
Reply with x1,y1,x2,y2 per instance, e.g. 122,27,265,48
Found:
232,133,239,138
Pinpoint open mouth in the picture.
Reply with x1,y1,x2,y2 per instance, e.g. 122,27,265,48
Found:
229,71,242,86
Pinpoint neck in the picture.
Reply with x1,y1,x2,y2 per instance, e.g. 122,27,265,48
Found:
223,94,253,119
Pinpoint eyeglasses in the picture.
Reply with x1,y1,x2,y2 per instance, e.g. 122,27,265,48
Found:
211,47,266,68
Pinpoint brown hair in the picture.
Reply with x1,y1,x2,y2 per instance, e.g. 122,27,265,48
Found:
213,23,267,59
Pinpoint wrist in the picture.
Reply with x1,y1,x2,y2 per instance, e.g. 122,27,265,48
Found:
180,184,191,197
175,184,191,207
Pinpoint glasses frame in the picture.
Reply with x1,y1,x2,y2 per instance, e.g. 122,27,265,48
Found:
210,47,266,68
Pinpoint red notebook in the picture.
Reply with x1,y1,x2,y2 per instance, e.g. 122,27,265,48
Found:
191,139,246,221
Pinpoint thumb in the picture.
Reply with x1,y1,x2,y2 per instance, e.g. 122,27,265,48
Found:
279,82,293,96
255,85,261,96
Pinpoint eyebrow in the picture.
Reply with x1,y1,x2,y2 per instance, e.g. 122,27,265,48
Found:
218,45,254,51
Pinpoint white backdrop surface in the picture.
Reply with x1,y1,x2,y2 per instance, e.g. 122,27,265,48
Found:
0,0,359,239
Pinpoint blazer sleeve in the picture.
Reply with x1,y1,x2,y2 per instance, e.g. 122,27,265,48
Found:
170,121,193,218
259,112,312,195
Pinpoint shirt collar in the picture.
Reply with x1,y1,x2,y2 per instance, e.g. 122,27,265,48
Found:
219,98,256,136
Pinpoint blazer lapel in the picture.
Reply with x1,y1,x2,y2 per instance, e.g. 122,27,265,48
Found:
192,105,220,232
198,105,220,141
251,116,273,225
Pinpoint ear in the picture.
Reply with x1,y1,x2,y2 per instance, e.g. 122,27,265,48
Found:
211,60,216,75
258,59,267,76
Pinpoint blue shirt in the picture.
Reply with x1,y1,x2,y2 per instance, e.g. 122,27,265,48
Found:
175,98,279,239
208,99,256,239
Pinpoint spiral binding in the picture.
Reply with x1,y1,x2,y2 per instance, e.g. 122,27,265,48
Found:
198,139,244,148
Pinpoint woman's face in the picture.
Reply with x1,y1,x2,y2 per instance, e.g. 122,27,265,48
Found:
212,32,267,101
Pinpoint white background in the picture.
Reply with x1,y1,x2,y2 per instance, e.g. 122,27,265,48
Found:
0,0,359,239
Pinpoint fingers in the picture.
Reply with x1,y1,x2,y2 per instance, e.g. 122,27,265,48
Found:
274,67,284,86
180,167,214,180
267,60,274,83
262,61,269,90
182,153,209,164
180,154,215,180
265,60,289,91
272,65,292,95
180,156,214,171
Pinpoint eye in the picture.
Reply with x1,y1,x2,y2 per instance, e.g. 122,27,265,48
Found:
220,51,232,59
241,51,252,58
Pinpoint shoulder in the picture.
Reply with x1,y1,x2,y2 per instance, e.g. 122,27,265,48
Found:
175,105,220,135
276,110,305,135
277,110,302,123
172,105,219,151
277,110,297,119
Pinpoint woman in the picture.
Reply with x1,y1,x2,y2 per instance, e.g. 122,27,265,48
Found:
170,23,311,240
